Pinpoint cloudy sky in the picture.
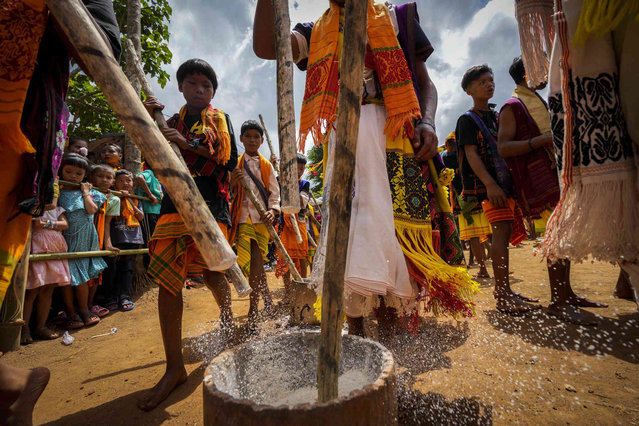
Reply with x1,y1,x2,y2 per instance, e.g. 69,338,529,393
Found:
149,0,525,157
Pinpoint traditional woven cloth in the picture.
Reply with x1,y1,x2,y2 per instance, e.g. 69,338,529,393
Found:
458,211,491,241
298,0,421,148
148,213,229,295
515,0,555,87
229,153,273,245
512,85,551,134
481,198,527,247
236,221,269,278
176,105,230,166
275,214,308,277
0,0,47,305
541,0,639,263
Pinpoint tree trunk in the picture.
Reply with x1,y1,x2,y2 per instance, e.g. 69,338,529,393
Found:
124,0,142,174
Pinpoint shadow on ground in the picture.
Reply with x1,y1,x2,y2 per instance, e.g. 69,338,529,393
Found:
486,310,639,364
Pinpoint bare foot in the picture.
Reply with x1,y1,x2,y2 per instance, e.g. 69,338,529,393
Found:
7,366,50,426
547,303,598,326
495,293,542,315
260,303,278,320
137,367,188,411
20,326,33,346
567,295,608,308
475,269,490,279
511,291,540,303
33,327,59,341
614,270,634,300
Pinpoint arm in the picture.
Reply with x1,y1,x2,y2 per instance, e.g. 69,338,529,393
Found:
136,174,160,205
413,60,439,161
80,183,99,215
464,145,507,208
497,105,553,158
55,213,69,231
252,0,300,60
262,164,281,225
160,127,218,161
133,200,144,221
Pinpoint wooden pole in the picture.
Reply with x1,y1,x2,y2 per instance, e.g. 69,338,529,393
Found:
0,230,30,353
30,248,148,262
289,214,304,244
258,114,277,169
46,0,236,270
307,211,321,231
60,180,150,202
271,0,300,215
124,38,251,298
237,177,303,282
123,0,142,174
317,0,368,403
307,230,317,249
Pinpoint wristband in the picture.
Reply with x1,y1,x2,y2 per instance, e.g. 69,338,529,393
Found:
417,118,436,131
188,138,201,150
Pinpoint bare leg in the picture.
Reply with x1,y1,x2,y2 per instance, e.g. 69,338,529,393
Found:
203,270,233,330
251,241,274,316
347,316,364,337
377,298,398,345
33,286,58,340
20,289,38,345
88,284,97,308
138,286,188,411
491,221,539,314
547,260,597,326
0,362,50,426
62,285,76,316
560,259,607,307
615,268,634,300
76,283,99,326
469,237,489,278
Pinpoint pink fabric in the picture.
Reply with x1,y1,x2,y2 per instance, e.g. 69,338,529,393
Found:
27,207,70,289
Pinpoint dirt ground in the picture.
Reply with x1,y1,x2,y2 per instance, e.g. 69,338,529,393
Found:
5,240,639,425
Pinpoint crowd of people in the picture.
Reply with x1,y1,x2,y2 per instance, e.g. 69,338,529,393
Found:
1,0,637,423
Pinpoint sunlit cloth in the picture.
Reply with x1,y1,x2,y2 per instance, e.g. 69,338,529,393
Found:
458,211,491,241
515,0,554,87
148,213,228,295
298,0,421,149
235,221,269,278
533,208,553,235
0,0,47,305
541,0,639,263
275,214,308,277
481,199,527,246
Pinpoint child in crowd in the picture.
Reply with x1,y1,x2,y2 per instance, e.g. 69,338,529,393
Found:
135,161,163,268
101,143,123,170
275,153,310,302
89,164,120,315
66,136,89,157
101,169,144,312
21,202,70,344
456,65,537,314
230,120,280,328
58,153,108,328
139,58,238,411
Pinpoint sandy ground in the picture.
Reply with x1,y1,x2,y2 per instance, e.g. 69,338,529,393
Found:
5,240,639,425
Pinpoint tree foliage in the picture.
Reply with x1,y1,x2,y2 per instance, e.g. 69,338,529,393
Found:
305,143,324,197
67,0,173,140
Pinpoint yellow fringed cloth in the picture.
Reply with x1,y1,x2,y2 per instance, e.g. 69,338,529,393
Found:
574,0,639,46
0,0,47,306
298,0,421,149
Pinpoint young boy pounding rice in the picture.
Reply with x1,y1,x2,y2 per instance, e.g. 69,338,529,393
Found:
138,58,238,411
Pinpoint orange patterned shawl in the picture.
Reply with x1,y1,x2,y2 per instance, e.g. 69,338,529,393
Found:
298,0,421,148
177,104,231,165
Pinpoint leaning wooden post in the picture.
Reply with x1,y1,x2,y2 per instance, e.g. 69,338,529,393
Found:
317,0,368,402
47,0,236,271
0,231,30,353
237,177,303,282
124,39,251,297
258,114,277,169
271,0,300,216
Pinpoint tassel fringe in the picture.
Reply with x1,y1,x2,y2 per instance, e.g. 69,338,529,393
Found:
515,0,554,87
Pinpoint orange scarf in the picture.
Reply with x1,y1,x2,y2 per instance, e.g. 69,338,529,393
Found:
229,153,273,244
298,0,421,148
120,197,140,227
178,104,231,165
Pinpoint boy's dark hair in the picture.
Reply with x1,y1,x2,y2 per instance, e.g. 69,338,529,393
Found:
509,56,526,85
115,169,133,179
68,136,87,147
176,59,218,91
102,143,122,154
60,153,91,175
91,164,115,177
296,153,307,165
461,64,493,91
241,120,264,137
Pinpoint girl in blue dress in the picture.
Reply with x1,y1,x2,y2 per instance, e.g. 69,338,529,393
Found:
58,153,107,328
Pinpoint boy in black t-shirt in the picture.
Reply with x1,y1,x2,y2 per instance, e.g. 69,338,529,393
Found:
139,59,238,411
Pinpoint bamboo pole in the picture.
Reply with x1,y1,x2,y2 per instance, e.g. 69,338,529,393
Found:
237,177,303,282
124,38,251,298
30,248,148,262
307,230,317,249
289,214,304,244
317,0,368,403
258,114,277,169
46,0,236,271
59,180,150,202
427,160,453,213
0,230,30,352
271,0,300,215
307,211,321,231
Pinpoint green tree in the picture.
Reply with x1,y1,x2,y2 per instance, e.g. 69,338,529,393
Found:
67,0,173,140
306,143,323,197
